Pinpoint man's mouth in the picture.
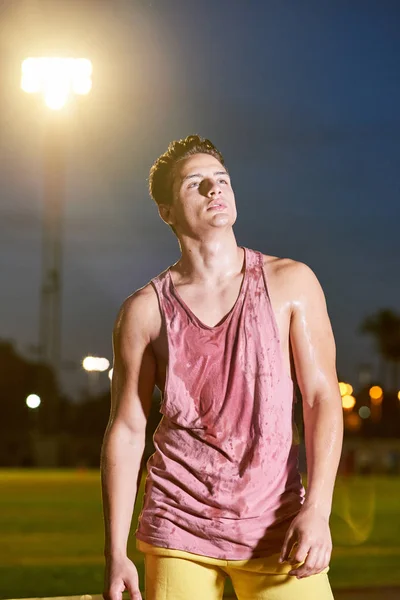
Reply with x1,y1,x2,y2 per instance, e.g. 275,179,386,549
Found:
207,203,226,211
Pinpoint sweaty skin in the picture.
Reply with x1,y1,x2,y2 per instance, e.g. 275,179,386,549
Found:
101,152,343,600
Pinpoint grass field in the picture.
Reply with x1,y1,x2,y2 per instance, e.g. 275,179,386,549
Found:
0,470,400,599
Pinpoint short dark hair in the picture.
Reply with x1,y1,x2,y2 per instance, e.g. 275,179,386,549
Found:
148,134,226,235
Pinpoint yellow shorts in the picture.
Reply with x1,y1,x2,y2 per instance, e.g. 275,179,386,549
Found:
137,539,334,600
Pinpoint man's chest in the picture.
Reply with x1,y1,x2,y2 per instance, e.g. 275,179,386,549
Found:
150,267,293,392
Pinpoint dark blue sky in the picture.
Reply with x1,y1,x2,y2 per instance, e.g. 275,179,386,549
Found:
1,1,399,399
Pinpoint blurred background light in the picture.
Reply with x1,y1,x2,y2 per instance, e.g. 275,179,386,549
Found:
344,412,362,432
26,394,41,409
21,57,93,110
82,356,110,372
342,394,356,411
359,406,371,419
369,386,383,405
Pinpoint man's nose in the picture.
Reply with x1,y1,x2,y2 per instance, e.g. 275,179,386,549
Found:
206,180,222,196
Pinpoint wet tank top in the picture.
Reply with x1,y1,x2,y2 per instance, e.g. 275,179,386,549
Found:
135,246,305,559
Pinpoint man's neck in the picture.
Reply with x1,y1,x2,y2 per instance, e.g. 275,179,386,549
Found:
174,231,243,284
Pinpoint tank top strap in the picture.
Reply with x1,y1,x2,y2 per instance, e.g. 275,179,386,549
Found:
149,268,173,321
243,247,265,289
150,274,161,294
151,267,169,295
245,247,264,267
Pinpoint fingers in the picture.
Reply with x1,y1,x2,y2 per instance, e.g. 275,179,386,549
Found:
103,587,123,600
104,587,142,600
288,539,309,567
289,544,331,578
103,581,143,600
126,584,143,600
125,571,142,600
279,529,296,563
103,581,124,600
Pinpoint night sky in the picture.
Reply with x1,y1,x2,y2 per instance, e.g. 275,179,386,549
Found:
1,0,399,400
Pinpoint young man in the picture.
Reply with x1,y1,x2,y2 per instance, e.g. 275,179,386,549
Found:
101,135,343,600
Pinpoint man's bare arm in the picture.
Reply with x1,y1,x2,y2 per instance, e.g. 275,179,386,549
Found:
101,286,156,600
280,261,343,578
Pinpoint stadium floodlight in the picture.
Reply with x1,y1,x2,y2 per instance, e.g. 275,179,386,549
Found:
21,57,92,110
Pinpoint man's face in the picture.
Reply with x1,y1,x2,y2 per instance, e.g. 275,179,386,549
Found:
161,153,237,236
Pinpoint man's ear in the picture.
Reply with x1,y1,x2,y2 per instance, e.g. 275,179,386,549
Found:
158,203,174,227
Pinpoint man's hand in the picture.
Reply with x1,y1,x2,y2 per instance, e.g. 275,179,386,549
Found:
103,555,142,600
279,505,332,579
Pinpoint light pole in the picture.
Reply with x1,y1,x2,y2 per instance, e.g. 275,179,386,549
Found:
20,57,92,376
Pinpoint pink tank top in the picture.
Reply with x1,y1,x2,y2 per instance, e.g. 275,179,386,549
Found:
136,247,305,559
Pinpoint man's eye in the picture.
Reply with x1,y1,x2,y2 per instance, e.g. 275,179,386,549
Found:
188,181,200,188
219,179,228,184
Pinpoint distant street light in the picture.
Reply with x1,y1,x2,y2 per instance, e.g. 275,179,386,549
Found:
339,381,353,397
345,383,353,395
26,394,41,437
83,356,110,397
369,385,383,422
83,356,110,372
342,394,356,411
369,386,383,404
26,394,41,409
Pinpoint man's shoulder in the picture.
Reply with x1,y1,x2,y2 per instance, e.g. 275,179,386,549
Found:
115,261,174,336
260,252,301,276
259,252,320,296
123,281,160,311
115,282,160,336
123,262,172,308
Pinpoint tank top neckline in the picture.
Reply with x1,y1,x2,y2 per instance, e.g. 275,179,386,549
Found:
167,246,249,331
